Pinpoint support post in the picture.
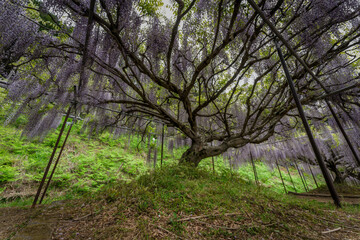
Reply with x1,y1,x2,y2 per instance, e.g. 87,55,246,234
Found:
153,147,157,169
228,156,232,171
294,160,308,192
211,142,215,174
248,0,351,206
212,156,215,174
275,40,341,207
308,164,319,188
276,159,287,193
32,105,72,208
285,163,297,193
39,118,74,204
160,124,164,168
300,166,310,192
250,151,259,185
147,133,152,165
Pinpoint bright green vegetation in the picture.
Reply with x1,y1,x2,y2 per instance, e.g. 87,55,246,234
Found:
0,88,323,207
0,121,183,206
0,120,323,207
236,161,322,193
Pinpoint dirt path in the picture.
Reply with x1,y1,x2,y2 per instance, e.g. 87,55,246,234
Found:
0,207,34,239
288,191,360,204
1,201,66,240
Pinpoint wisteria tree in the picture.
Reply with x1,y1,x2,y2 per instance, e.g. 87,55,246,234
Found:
2,0,360,166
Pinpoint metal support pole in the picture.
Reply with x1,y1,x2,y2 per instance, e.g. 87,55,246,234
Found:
300,166,310,192
276,159,287,193
160,124,164,168
211,142,215,174
212,156,215,174
229,156,233,172
147,133,151,165
285,163,297,193
39,118,74,204
250,151,259,185
294,160,308,192
308,164,319,188
153,147,157,169
275,40,341,207
32,105,72,208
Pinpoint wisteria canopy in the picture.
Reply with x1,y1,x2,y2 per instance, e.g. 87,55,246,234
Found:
1,0,360,166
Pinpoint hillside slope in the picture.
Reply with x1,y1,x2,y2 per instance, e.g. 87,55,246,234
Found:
2,166,360,240
0,117,322,208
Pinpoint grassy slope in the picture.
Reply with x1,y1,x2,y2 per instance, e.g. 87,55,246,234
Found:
4,166,356,240
0,118,324,207
0,121,186,205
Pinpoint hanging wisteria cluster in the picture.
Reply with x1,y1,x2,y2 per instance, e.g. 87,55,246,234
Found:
0,0,37,76
224,111,360,184
1,0,360,166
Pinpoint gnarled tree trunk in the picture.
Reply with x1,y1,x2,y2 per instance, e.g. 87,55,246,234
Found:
179,143,207,167
178,140,236,167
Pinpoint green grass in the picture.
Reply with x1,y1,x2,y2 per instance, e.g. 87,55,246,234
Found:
0,123,149,204
53,165,359,239
0,121,324,207
102,165,358,215
1,164,359,239
235,161,323,194
0,87,324,207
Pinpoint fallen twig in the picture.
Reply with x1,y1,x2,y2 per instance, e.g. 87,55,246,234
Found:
322,227,341,234
175,212,243,222
315,216,360,231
